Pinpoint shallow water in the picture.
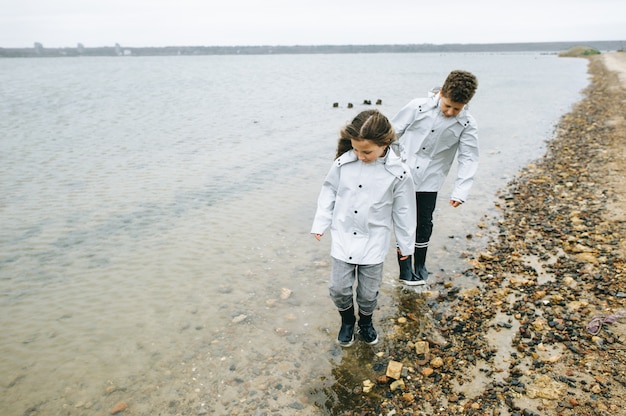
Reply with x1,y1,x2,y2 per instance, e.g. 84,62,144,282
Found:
0,52,589,414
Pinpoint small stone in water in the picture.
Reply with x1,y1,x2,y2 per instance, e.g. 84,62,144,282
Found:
275,327,290,336
232,314,247,324
415,340,429,355
430,356,444,368
362,379,374,393
110,402,127,414
390,379,405,391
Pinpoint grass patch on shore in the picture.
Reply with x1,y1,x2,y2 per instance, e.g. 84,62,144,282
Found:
559,45,601,57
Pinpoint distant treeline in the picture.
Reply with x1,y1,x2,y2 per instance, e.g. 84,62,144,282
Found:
1,40,624,58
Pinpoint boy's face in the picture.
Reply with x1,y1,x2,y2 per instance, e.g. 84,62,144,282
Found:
351,139,387,163
439,92,466,118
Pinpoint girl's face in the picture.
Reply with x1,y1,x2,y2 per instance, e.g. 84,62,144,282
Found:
439,92,466,118
351,139,387,163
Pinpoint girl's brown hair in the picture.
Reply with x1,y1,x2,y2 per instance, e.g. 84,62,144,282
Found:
335,110,396,159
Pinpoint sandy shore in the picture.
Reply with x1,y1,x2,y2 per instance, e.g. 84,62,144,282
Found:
318,52,626,416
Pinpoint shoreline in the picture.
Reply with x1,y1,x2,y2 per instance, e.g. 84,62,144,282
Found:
318,52,626,415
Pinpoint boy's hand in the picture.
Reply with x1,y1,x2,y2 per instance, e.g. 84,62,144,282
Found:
449,199,463,208
396,248,408,261
314,233,323,241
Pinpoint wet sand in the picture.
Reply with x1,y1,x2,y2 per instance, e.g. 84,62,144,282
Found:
319,52,626,415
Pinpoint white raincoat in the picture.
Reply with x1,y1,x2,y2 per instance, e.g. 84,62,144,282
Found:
311,143,416,265
391,93,479,203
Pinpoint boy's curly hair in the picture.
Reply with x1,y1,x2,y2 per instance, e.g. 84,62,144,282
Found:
441,70,478,104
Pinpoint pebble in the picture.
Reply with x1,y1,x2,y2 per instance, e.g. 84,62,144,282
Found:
231,314,247,323
279,288,292,299
109,402,127,414
414,340,429,355
362,379,374,393
386,360,403,379
390,379,405,391
429,356,443,369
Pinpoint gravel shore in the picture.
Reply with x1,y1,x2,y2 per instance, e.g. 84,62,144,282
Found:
317,53,626,416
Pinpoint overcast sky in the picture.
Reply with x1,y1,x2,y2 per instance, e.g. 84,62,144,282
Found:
1,0,625,48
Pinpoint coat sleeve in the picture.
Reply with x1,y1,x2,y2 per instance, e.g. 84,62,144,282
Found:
311,163,339,235
391,99,419,138
451,118,479,203
392,173,417,257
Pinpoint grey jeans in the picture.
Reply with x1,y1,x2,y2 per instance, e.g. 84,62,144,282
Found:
329,257,384,315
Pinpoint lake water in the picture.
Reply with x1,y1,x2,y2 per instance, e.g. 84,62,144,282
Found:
0,52,589,415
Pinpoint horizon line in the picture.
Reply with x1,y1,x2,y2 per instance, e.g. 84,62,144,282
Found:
2,39,625,49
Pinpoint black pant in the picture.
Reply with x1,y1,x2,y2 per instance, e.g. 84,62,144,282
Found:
415,192,437,247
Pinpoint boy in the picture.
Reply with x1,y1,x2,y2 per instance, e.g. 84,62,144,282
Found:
392,70,479,286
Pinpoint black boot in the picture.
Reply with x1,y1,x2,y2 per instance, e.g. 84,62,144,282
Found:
398,252,426,286
413,246,429,282
358,311,378,345
337,306,356,347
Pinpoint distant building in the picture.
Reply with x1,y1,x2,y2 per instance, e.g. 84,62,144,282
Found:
34,42,43,55
114,43,132,56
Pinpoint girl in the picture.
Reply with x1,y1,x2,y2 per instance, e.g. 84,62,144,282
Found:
311,110,416,347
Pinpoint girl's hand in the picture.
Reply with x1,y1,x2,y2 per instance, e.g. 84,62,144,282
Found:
314,233,323,241
396,248,408,261
449,199,463,207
